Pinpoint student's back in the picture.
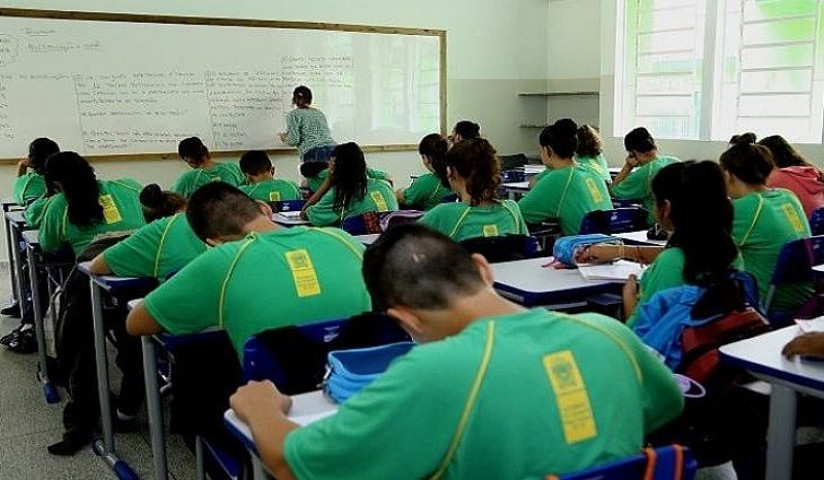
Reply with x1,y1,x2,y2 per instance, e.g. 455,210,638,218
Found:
241,179,301,203
172,162,245,198
304,166,390,193
14,172,46,206
420,199,526,242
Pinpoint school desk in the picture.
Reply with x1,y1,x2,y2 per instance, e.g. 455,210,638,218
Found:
613,230,668,247
5,210,32,320
720,326,824,480
272,212,310,227
501,181,530,200
2,199,22,308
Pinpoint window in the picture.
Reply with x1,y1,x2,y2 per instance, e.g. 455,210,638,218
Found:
617,0,824,143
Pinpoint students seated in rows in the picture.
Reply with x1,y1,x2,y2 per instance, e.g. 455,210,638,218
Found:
518,119,612,236
238,150,301,203
88,184,207,281
395,133,452,210
126,182,372,359
16,138,60,228
172,137,245,198
720,143,813,313
302,142,398,226
450,119,481,144
611,127,680,225
759,135,824,218
301,161,391,194
419,138,527,242
229,223,684,480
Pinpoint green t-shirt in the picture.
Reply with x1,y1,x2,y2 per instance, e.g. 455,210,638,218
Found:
305,167,390,193
39,179,146,254
402,173,451,211
518,165,614,236
102,213,206,281
13,172,46,205
284,309,684,480
143,227,372,359
240,179,302,203
24,195,53,228
578,154,611,183
732,189,813,311
172,162,245,198
610,156,680,225
419,200,528,243
627,248,686,328
306,178,398,227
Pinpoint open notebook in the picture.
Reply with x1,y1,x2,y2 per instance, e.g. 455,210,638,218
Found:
577,260,645,282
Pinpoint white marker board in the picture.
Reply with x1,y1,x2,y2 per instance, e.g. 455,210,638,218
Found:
0,9,446,161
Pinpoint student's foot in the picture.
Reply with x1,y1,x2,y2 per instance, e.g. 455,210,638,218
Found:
6,328,36,354
47,432,92,456
0,325,22,346
0,303,20,318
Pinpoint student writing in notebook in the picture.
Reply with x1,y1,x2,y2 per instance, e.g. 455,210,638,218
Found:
238,150,301,203
172,137,245,198
395,133,452,210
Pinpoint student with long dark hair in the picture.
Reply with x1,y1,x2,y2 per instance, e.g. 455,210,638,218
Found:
172,137,245,198
420,138,527,241
303,142,398,226
279,86,337,163
518,119,613,235
395,133,452,210
759,135,824,218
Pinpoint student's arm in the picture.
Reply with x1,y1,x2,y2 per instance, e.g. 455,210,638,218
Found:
303,188,340,226
88,253,113,276
38,202,66,254
783,332,824,358
125,301,165,336
575,244,664,265
610,155,638,187
622,275,640,319
16,159,28,177
518,173,562,224
395,188,407,205
302,175,334,211
610,158,647,199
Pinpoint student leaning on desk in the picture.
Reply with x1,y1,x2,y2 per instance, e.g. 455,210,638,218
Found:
230,224,684,480
395,133,452,211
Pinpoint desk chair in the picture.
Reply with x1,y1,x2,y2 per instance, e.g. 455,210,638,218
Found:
551,445,696,480
460,235,540,263
527,221,563,253
579,208,648,235
810,207,824,236
765,236,824,326
269,199,305,213
341,211,424,235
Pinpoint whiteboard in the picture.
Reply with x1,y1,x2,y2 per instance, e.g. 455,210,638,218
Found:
0,10,445,159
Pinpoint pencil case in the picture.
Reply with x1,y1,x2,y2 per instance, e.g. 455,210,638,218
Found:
324,342,415,404
552,234,620,266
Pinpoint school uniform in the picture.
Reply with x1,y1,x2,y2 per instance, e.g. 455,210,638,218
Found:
732,189,813,311
578,154,611,183
172,162,245,198
39,179,146,254
283,309,684,480
401,173,452,211
102,212,207,281
305,167,391,193
141,227,371,359
24,195,52,228
518,164,613,236
610,156,680,225
419,200,528,242
13,172,46,205
240,179,302,203
305,178,398,226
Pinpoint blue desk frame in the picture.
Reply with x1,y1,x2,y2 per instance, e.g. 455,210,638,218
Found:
2,199,22,308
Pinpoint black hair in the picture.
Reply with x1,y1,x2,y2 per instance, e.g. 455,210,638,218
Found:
186,182,263,242
300,161,329,179
178,137,209,166
758,135,816,170
652,161,737,286
44,152,103,227
729,132,757,146
719,143,775,186
624,127,657,153
363,223,485,311
293,86,313,108
418,133,450,188
140,184,187,223
446,138,500,206
330,142,368,211
239,150,273,176
453,121,481,141
27,138,60,174
539,118,578,158
576,125,603,158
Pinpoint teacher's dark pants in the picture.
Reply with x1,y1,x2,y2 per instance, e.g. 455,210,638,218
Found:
302,145,336,163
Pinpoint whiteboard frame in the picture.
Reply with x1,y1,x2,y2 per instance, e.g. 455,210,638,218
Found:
0,8,448,164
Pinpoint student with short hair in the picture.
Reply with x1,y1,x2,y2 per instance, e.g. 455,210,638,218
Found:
229,223,684,480
518,119,613,236
16,138,60,228
238,150,301,203
420,138,527,242
279,86,338,163
126,182,372,359
451,120,481,143
720,143,813,312
611,127,680,225
303,142,398,226
172,137,245,198
395,133,452,210
759,135,824,218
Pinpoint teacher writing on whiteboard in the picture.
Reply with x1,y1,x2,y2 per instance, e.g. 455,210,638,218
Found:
278,86,337,163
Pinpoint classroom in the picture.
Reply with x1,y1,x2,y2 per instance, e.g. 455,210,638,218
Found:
2,0,824,479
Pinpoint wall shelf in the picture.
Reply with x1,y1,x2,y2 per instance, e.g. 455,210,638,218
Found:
518,91,599,97
520,124,550,129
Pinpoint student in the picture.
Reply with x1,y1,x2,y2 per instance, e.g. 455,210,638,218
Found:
395,133,452,210
14,137,59,206
518,119,613,235
720,143,813,312
39,152,146,255
302,162,392,195
278,85,337,163
172,137,245,198
303,142,398,226
576,125,611,182
611,127,680,225
450,120,481,143
238,150,301,203
759,135,824,218
728,132,757,148
420,138,528,242
126,182,372,359
229,223,684,480
88,184,207,282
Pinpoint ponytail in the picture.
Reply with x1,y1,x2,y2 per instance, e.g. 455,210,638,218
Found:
445,138,500,206
140,184,187,222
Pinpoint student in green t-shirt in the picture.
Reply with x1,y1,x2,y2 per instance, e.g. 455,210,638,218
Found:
171,137,245,198
126,182,372,359
229,223,684,480
720,143,813,313
303,143,398,227
88,184,206,282
238,150,301,203
395,133,452,211
611,127,680,225
13,138,59,206
576,124,611,183
518,119,613,236
419,138,527,242
301,162,392,194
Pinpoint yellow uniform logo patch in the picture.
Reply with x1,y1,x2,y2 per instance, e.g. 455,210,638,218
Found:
285,249,321,298
482,224,499,237
585,178,604,203
543,350,598,444
370,191,389,211
269,191,281,202
781,203,805,233
99,194,122,224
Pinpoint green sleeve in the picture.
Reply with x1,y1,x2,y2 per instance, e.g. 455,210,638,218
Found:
12,176,27,204
102,219,165,278
38,199,67,254
171,172,190,198
285,111,301,147
305,189,342,226
366,167,389,181
610,166,649,200
24,196,51,228
518,173,563,224
403,175,438,207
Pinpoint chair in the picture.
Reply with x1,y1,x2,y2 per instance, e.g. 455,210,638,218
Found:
498,153,529,171
765,236,824,323
460,235,540,263
578,208,648,235
551,445,696,480
270,199,306,213
379,210,424,231
340,212,383,235
810,207,824,236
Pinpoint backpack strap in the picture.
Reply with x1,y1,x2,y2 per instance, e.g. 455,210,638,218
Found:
554,168,576,218
737,194,764,247
448,204,473,238
218,234,258,327
154,213,182,278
